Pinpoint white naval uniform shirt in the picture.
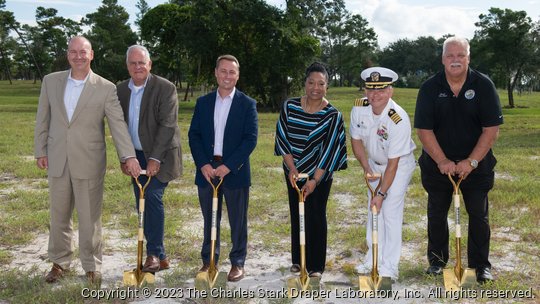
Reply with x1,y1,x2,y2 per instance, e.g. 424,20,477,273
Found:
350,97,416,280
350,98,416,165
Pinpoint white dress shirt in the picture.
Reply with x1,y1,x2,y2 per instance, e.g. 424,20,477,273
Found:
63,71,88,122
213,87,235,156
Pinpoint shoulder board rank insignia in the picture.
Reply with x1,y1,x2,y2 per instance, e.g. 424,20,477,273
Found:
355,97,369,107
388,109,402,124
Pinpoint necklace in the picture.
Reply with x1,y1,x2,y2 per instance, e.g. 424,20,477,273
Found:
302,96,325,114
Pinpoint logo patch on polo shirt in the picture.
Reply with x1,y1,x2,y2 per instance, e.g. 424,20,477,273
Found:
465,89,475,100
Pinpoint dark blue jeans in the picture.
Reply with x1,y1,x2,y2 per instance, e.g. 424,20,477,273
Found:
132,150,169,260
197,164,249,267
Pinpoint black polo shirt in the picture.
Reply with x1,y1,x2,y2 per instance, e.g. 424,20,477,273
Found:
414,68,503,161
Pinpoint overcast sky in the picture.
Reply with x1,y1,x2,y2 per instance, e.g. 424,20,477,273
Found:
5,0,540,48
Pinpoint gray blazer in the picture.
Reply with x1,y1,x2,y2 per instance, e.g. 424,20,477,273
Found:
117,74,182,183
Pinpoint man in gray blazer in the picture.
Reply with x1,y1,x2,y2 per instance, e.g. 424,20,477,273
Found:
117,45,182,272
34,36,141,284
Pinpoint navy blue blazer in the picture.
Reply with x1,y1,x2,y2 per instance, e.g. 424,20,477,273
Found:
188,89,258,188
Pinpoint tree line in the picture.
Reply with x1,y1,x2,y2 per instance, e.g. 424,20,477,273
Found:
1,0,539,108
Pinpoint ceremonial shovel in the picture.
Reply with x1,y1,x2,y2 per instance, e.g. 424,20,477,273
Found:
123,170,155,287
443,174,476,291
359,173,392,292
195,177,224,289
287,173,312,295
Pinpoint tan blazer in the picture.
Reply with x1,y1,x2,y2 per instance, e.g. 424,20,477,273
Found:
34,70,135,179
117,74,182,183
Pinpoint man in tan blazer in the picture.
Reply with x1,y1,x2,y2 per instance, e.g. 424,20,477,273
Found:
117,45,182,272
34,36,141,284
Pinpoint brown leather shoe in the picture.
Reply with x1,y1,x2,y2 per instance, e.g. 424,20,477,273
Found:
142,255,160,272
86,271,102,285
159,258,170,271
45,263,64,283
198,264,210,272
199,263,219,272
227,265,244,282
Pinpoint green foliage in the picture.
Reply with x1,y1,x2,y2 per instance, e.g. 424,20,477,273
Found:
140,0,321,109
82,0,137,83
378,36,442,88
473,8,540,107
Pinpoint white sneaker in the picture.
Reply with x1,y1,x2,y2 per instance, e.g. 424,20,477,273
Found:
355,263,372,274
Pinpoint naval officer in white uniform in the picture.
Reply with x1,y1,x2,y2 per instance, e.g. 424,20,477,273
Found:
350,67,416,280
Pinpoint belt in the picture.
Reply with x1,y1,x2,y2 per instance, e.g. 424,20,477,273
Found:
213,155,223,162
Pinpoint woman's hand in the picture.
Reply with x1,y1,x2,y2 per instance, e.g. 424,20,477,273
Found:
302,179,317,199
288,168,299,188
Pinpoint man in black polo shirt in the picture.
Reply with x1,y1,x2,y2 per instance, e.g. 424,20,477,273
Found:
414,36,503,283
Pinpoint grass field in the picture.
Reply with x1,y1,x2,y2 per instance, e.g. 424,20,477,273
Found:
0,80,538,303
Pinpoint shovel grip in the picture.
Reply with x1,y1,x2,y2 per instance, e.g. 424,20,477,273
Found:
139,198,145,213
138,228,144,241
299,202,306,245
453,194,461,237
211,197,218,240
371,205,378,245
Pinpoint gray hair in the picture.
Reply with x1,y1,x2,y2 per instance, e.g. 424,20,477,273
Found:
442,36,470,56
126,45,151,63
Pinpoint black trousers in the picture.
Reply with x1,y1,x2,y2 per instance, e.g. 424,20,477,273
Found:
419,151,496,269
286,176,333,273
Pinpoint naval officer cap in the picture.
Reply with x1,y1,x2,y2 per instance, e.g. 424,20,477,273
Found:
361,67,398,89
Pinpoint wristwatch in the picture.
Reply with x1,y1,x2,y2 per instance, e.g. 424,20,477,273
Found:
468,158,478,169
376,190,387,200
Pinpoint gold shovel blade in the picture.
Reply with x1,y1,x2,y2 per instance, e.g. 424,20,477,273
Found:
359,275,392,292
123,270,155,287
194,266,220,290
443,267,476,291
287,276,311,298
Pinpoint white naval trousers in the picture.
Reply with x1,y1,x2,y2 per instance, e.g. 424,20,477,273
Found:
361,153,416,279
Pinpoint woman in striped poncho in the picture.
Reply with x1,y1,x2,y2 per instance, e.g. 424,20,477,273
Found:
274,62,347,278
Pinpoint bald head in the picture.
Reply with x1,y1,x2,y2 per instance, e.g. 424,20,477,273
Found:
67,36,94,79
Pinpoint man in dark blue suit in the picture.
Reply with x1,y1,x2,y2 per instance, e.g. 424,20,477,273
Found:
188,54,258,282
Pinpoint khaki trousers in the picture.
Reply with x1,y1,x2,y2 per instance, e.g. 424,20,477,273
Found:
47,160,104,272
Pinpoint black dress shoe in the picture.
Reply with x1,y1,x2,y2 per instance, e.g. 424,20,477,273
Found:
290,264,300,273
426,265,444,275
476,267,494,283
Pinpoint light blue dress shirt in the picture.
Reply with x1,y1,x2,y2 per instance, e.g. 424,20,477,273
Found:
127,78,147,151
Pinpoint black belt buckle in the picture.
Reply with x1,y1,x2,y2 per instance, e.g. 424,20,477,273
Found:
213,155,223,162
